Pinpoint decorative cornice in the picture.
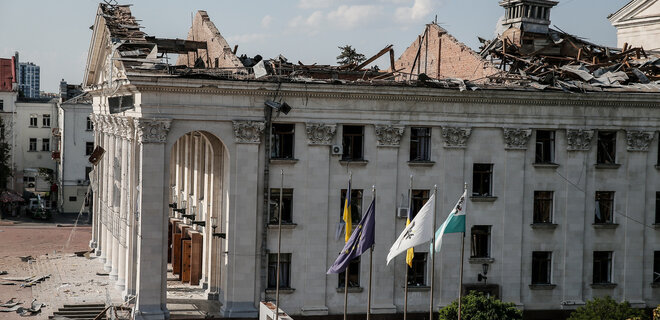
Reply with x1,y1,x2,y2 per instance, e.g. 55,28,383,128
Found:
375,125,405,147
100,114,112,134
566,129,594,151
232,120,265,144
134,118,171,144
305,123,336,145
442,127,472,148
503,128,532,150
626,130,654,152
121,116,135,140
110,116,122,136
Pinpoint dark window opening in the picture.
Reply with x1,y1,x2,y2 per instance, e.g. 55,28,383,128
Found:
533,191,553,224
271,123,294,159
86,116,93,131
269,188,293,224
85,142,94,156
85,167,92,181
473,164,493,197
267,253,291,288
656,192,660,224
42,138,50,151
654,251,660,283
410,127,431,161
535,130,555,164
42,114,50,128
340,189,363,224
597,131,616,164
342,125,364,161
407,253,427,286
338,257,360,288
593,251,612,284
595,191,614,224
532,251,552,284
471,225,491,258
29,138,37,151
29,115,37,127
69,196,77,202
0,100,4,111
410,189,430,219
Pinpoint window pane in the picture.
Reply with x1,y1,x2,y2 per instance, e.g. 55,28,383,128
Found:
271,123,294,159
338,257,360,288
410,127,431,161
407,253,427,286
340,189,363,224
471,225,491,258
654,251,660,283
532,251,551,284
342,125,364,160
270,188,293,223
595,191,614,224
597,131,616,164
411,189,430,219
593,251,612,284
533,191,553,223
473,164,493,196
535,130,554,163
268,253,291,288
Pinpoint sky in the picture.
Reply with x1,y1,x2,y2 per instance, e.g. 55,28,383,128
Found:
0,0,627,93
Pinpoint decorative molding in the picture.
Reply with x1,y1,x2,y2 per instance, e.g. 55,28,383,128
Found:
134,118,172,144
375,125,405,147
110,115,122,136
503,128,532,150
626,130,654,151
566,129,594,151
305,123,336,145
442,127,472,148
232,120,265,144
120,116,135,140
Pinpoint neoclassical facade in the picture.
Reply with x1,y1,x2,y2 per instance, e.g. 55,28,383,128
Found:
83,3,660,320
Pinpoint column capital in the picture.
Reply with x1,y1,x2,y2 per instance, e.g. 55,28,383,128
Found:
442,127,472,148
232,120,265,144
305,122,336,145
134,118,172,144
109,115,123,137
375,125,405,147
120,116,135,141
626,130,654,152
503,128,532,150
566,129,594,151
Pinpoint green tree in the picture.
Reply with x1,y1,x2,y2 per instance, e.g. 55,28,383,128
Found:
336,45,366,66
568,296,647,320
438,292,522,320
0,117,12,189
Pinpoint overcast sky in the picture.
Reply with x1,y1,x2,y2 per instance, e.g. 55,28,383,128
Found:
0,0,626,93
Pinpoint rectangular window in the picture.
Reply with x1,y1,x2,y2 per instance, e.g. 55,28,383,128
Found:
595,191,614,224
29,138,37,151
42,138,50,151
69,196,77,202
471,225,491,258
535,130,555,164
411,189,430,218
532,251,552,284
597,131,616,164
340,188,363,224
267,253,291,289
85,167,92,181
29,114,37,127
86,116,93,131
593,251,613,284
410,127,431,161
472,164,493,197
654,251,660,284
85,142,94,156
342,125,364,161
407,252,427,286
42,114,50,128
0,99,4,111
656,192,660,224
338,257,360,288
269,188,293,224
271,123,294,159
533,191,553,224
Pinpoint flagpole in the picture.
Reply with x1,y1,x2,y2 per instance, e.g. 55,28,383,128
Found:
275,170,284,320
430,184,438,320
404,174,412,320
457,183,467,320
343,171,352,320
367,185,375,320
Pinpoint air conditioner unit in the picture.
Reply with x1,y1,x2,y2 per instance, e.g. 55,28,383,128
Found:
331,145,343,156
397,207,409,218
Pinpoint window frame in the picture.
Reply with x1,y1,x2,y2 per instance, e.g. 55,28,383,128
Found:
342,125,364,161
411,189,430,219
472,163,493,197
533,191,553,224
593,251,613,284
267,253,292,289
29,114,38,127
271,123,295,159
407,252,427,287
269,188,293,224
656,192,660,225
340,188,363,224
86,116,93,131
595,191,615,224
470,225,491,258
410,127,431,162
338,257,360,288
535,130,555,164
42,138,50,151
596,131,617,165
531,251,552,284
28,138,37,151
42,114,51,128
654,251,660,284
85,142,94,156
0,99,4,111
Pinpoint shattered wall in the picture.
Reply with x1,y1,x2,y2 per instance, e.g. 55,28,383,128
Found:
176,11,243,69
394,24,499,82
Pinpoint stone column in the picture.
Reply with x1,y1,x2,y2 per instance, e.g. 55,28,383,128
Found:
117,117,134,291
110,116,122,280
125,130,139,299
132,118,171,320
90,114,103,255
101,115,112,266
205,137,224,300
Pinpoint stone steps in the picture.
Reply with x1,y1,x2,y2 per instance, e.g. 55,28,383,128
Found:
48,303,107,320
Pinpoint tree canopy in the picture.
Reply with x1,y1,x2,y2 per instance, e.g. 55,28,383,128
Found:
438,292,522,320
568,296,647,320
0,117,12,189
336,45,366,66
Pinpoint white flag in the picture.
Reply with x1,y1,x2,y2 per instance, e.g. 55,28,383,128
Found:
386,194,435,265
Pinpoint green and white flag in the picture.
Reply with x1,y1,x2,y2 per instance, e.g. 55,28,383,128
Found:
433,190,467,252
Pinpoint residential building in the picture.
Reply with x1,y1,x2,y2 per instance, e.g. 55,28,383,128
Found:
83,2,660,320
18,61,41,99
609,0,660,50
0,55,18,190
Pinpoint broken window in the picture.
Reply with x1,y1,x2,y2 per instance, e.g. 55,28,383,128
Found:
338,257,360,288
269,188,293,224
342,125,364,161
411,189,430,218
29,138,37,151
535,130,555,164
472,164,493,197
654,251,660,284
29,114,37,127
471,225,491,258
407,253,427,287
410,127,431,161
593,251,613,284
42,114,50,128
532,251,552,285
597,131,617,165
267,253,291,289
42,138,50,151
595,191,614,224
86,116,93,131
533,191,553,224
271,123,294,159
340,188,362,224
86,142,94,156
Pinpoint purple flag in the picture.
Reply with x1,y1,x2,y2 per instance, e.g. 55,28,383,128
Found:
327,199,375,274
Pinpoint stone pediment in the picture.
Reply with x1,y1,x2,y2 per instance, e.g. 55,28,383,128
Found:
609,0,660,25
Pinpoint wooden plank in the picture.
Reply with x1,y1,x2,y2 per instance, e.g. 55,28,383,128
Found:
172,233,182,275
181,239,192,283
190,232,204,286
